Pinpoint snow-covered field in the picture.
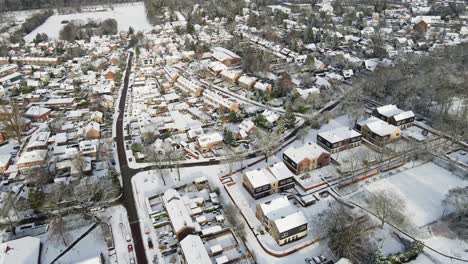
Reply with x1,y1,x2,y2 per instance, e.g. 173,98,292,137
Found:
25,3,153,42
411,236,468,264
359,162,468,227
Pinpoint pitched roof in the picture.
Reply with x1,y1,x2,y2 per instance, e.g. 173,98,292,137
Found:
0,236,41,264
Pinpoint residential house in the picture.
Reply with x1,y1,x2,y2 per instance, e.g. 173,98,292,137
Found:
238,75,257,89
256,196,307,245
357,117,401,145
372,105,415,129
24,106,51,122
211,47,241,66
180,235,212,264
254,82,272,93
236,120,255,139
0,154,11,173
220,70,241,84
196,132,223,153
242,168,275,199
84,121,101,139
90,111,104,123
16,150,48,172
162,189,195,241
317,127,362,154
25,130,50,151
266,162,295,192
283,142,330,175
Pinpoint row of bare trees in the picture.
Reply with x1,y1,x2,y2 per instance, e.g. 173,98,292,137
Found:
320,190,407,263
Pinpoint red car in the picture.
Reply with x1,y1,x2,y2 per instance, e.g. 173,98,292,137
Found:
128,244,133,252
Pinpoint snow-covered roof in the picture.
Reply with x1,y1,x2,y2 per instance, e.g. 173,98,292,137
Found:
75,256,103,264
267,162,294,181
0,155,11,167
393,111,415,122
220,69,240,80
375,104,401,117
211,47,240,62
259,196,306,233
25,106,51,117
85,121,100,133
274,211,306,233
0,236,41,264
163,93,180,102
197,132,223,147
296,87,320,99
0,72,22,85
46,98,75,105
244,168,274,188
365,119,399,137
180,235,212,264
318,127,361,144
25,130,50,150
16,149,48,165
239,120,255,132
336,258,353,264
283,142,329,164
162,189,194,234
238,75,257,85
254,81,271,92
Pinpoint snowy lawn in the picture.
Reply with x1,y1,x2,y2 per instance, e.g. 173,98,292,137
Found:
25,3,152,42
410,236,468,264
355,162,468,227
402,125,437,142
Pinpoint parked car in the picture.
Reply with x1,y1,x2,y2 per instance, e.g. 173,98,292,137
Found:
148,238,154,249
127,245,133,252
125,234,132,242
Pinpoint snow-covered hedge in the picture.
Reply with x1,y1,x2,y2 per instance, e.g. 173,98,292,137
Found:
372,241,424,264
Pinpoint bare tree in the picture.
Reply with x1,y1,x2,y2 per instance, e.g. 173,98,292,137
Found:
320,204,375,263
444,187,468,220
71,153,87,180
368,190,407,229
1,104,25,144
146,147,166,185
256,131,279,162
225,154,237,176
172,149,185,181
223,204,246,240
73,178,119,210
47,186,71,246
0,193,19,235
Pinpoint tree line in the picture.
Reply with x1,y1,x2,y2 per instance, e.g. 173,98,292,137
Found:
59,18,118,41
349,43,468,141
0,0,139,12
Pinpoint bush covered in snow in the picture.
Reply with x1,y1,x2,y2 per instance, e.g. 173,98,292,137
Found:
372,241,424,264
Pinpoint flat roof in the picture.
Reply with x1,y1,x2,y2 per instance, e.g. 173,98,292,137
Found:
244,168,274,188
0,236,41,264
318,126,361,144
